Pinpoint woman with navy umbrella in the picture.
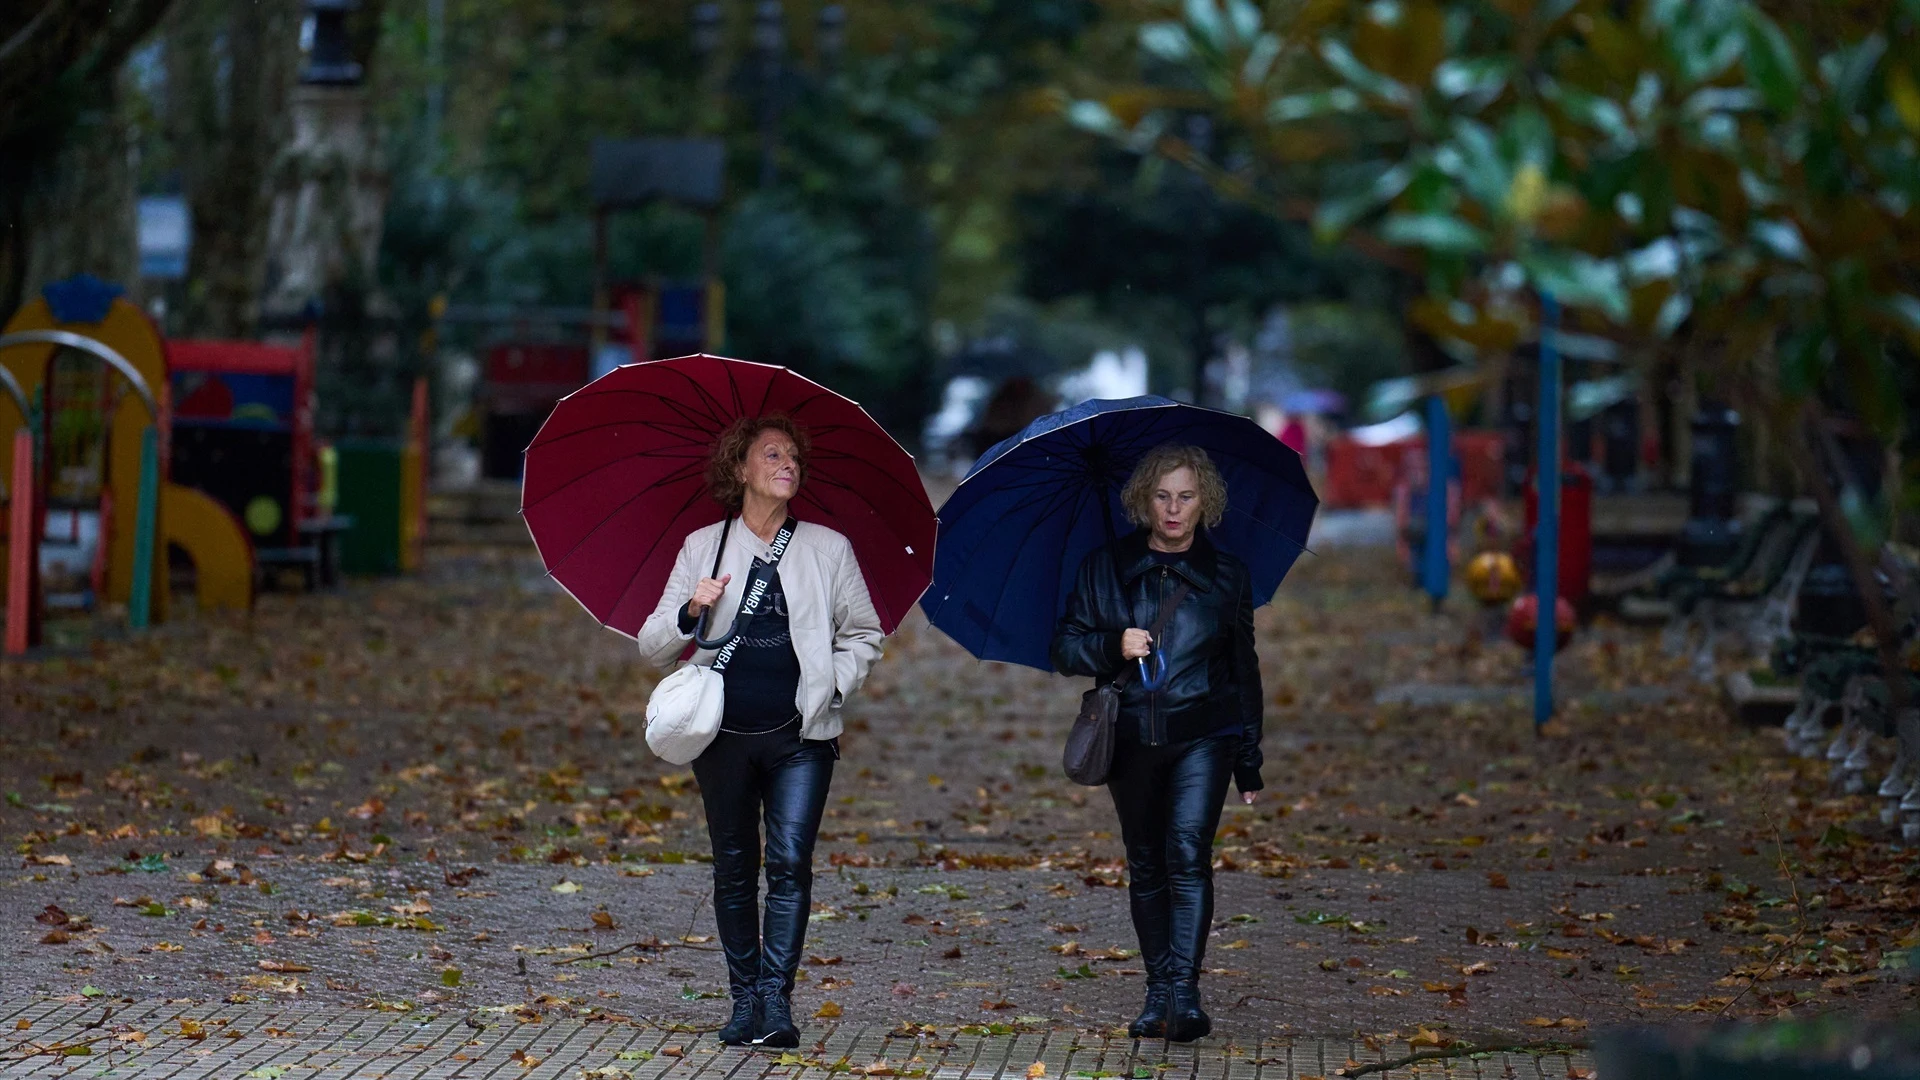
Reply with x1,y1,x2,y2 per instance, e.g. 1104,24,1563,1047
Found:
1051,444,1263,1043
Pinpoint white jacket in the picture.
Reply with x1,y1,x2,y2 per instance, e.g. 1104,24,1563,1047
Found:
637,519,885,741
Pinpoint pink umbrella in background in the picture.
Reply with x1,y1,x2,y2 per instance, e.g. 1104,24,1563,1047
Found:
520,354,935,637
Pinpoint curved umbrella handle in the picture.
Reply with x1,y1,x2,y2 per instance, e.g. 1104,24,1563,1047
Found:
1137,650,1170,692
693,608,739,651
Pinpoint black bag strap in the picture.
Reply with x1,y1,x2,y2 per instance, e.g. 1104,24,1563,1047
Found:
1113,575,1193,691
703,517,798,670
691,516,736,649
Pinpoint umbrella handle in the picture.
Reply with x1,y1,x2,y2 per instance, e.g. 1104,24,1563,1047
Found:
1137,651,1169,692
693,608,739,651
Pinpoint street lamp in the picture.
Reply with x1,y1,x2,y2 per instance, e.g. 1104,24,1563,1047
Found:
300,0,363,86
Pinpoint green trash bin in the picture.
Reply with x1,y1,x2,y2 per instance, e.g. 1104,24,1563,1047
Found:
335,438,405,575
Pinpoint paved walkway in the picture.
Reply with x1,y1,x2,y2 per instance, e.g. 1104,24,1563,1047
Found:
3,544,1915,1070
0,999,1597,1079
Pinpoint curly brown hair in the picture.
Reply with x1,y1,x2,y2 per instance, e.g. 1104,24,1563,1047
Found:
1120,444,1227,530
706,415,812,512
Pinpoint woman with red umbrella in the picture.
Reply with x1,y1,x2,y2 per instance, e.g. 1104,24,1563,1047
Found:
523,355,934,1049
635,415,884,1047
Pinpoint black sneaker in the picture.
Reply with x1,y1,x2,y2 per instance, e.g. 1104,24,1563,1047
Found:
1165,981,1211,1043
717,988,760,1046
1128,983,1170,1039
754,992,800,1049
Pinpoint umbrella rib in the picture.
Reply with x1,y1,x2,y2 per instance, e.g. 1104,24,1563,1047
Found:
928,477,1081,621
543,461,708,579
975,480,1102,661
524,451,706,517
600,484,719,622
937,469,1093,618
527,422,719,463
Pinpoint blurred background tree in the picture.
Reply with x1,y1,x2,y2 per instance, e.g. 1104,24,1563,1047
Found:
1070,0,1920,681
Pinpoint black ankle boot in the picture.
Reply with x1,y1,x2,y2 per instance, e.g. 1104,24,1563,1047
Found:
717,986,760,1046
1128,981,1171,1039
754,989,800,1048
1165,980,1210,1043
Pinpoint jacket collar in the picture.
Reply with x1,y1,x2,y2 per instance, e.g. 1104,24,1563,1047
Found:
1115,527,1217,592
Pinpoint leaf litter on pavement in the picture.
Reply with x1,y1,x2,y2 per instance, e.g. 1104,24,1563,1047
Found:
0,544,1914,1043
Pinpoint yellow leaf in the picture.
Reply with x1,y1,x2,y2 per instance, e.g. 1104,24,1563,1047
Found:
1027,1065,1047,1079
1507,163,1548,223
816,1001,844,1019
1889,69,1920,135
551,881,581,894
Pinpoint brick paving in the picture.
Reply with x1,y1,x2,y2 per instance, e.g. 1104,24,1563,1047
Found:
0,998,1597,1079
3,539,1916,1076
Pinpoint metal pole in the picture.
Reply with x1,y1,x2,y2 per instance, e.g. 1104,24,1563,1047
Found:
129,426,160,630
6,429,33,655
1534,293,1562,729
1422,393,1451,611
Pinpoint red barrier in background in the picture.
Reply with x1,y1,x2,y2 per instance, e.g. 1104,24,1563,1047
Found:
1323,430,1506,508
1519,462,1593,609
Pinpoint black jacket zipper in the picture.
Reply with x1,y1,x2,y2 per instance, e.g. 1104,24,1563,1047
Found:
1148,566,1167,746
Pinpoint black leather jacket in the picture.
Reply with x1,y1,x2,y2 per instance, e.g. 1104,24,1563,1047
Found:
1051,528,1264,793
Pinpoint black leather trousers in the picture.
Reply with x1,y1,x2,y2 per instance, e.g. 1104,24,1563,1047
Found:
692,724,836,1000
1106,733,1234,987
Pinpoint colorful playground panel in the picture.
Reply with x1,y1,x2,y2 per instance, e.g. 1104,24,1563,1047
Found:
168,338,314,551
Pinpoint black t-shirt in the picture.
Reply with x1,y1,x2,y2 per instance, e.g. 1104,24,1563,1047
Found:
716,562,802,732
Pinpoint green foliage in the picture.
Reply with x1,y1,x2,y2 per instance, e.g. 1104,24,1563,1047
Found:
1078,0,1920,451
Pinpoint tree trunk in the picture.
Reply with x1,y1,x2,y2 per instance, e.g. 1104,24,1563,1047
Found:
0,0,175,315
164,0,303,337
18,79,139,299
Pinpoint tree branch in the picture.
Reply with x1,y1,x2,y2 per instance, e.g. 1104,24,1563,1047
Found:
0,0,116,136
81,0,178,80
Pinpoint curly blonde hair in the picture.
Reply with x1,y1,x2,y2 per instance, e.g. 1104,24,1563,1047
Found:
706,415,811,513
1121,444,1227,530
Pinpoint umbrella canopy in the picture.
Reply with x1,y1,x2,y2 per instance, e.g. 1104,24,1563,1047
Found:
521,354,935,637
923,395,1318,671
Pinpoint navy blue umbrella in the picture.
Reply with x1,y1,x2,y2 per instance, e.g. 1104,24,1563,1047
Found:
924,395,1318,671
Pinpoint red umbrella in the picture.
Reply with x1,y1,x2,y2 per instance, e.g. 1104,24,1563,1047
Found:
521,354,935,637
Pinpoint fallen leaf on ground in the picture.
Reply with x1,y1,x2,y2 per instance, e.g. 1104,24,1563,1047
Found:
257,960,312,973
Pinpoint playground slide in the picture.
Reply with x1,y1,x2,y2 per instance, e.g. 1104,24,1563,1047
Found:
161,483,253,613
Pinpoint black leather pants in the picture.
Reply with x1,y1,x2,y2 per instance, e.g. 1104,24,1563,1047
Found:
692,724,836,1000
1106,733,1234,987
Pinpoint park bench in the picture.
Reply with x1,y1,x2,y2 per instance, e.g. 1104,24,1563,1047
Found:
1618,502,1794,620
1652,510,1821,676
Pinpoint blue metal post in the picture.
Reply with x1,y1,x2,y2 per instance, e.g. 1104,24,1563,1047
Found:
1533,294,1561,729
129,426,159,630
1421,394,1451,609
